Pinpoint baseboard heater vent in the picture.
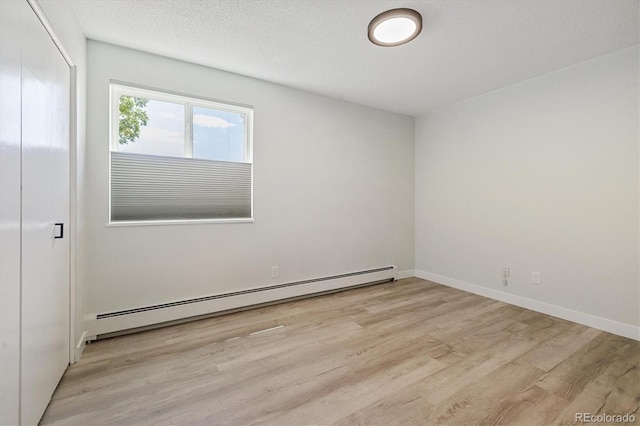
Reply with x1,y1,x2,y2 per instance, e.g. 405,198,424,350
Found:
86,266,397,338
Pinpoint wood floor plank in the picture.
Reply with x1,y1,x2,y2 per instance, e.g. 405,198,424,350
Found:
40,278,640,425
519,323,602,371
535,332,634,402
480,385,569,425
417,316,566,406
425,360,547,425
333,386,432,426
551,338,640,425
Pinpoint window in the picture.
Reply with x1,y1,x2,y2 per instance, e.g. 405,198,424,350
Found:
109,83,253,223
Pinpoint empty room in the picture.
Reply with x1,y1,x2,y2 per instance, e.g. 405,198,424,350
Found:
1,0,638,425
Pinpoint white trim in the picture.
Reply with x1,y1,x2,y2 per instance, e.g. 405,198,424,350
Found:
185,103,193,157
28,1,79,364
108,84,119,151
68,66,78,364
107,218,255,227
109,83,253,160
109,79,254,110
75,331,87,349
108,83,254,225
26,1,74,67
74,331,87,361
397,269,415,280
110,83,253,115
415,270,640,341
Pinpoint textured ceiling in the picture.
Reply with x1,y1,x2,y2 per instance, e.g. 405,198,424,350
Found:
67,0,639,116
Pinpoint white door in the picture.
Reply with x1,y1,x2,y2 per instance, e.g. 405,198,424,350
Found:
20,3,71,424
0,1,23,424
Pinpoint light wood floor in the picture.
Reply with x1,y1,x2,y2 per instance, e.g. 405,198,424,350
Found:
42,278,639,425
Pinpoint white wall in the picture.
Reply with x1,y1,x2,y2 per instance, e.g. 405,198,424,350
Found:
38,0,88,360
85,41,415,317
415,47,639,336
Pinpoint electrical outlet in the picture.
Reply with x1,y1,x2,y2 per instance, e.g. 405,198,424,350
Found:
532,272,541,284
271,266,278,278
502,267,510,286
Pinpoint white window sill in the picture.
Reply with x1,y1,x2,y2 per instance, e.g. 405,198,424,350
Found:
107,218,254,227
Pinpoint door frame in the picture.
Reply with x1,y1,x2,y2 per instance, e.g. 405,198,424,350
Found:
26,0,78,365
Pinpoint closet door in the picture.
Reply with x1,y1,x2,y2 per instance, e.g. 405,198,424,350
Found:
20,3,71,424
0,1,23,424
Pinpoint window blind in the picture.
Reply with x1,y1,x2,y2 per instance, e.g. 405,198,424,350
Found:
110,151,252,222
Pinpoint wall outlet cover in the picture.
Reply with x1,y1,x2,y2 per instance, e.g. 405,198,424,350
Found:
532,272,541,284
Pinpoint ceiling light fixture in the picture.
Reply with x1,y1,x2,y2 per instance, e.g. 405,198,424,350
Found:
368,8,422,47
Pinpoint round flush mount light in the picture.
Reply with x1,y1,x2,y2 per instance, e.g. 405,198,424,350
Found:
368,8,422,47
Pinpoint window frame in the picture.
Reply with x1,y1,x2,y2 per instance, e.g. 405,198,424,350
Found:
109,82,253,162
108,81,254,226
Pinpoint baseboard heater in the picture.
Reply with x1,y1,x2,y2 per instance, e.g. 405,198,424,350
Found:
85,266,397,338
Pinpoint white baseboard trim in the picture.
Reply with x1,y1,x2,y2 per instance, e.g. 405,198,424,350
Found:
397,269,415,280
415,270,640,341
73,330,87,363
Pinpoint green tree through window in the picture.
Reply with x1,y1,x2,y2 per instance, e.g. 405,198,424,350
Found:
119,96,149,145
